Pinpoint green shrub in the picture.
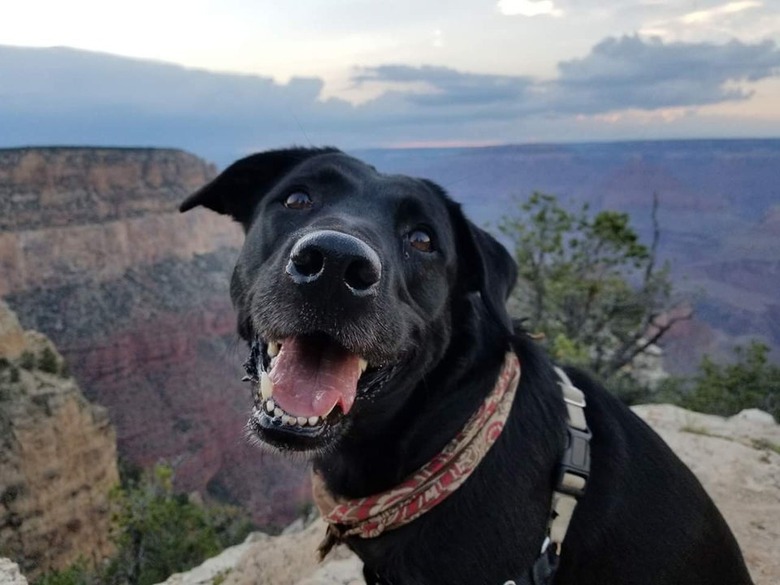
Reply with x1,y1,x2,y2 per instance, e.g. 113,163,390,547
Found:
35,462,255,585
19,351,35,370
34,559,95,585
106,463,253,585
38,346,59,374
659,341,779,420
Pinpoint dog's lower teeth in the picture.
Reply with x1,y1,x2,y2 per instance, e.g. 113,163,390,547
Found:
260,398,325,427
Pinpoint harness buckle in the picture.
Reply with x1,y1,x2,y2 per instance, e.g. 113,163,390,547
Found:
555,425,591,498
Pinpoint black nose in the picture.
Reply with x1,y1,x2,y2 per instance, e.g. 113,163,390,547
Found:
286,230,381,295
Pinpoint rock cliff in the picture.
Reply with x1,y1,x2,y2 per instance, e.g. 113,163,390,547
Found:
0,147,309,528
0,301,119,578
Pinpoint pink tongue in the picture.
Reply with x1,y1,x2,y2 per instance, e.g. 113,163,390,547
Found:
268,337,361,418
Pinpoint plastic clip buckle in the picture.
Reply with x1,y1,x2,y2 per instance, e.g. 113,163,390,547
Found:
556,425,591,498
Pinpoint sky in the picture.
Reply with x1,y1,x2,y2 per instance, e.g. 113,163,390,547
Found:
1,0,779,162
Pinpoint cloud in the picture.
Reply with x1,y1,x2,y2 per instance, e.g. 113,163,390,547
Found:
351,65,534,107
552,35,780,112
638,0,770,42
497,0,563,17
1,37,779,163
353,36,780,117
681,1,762,25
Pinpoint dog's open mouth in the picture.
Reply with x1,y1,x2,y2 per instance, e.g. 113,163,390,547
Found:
247,334,372,450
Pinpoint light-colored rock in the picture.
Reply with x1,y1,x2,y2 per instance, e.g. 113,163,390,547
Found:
158,537,261,585
222,520,356,585
731,408,776,426
0,559,28,585
632,404,780,585
296,558,363,585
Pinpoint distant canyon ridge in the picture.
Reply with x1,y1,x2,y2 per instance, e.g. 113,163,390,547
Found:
0,141,777,525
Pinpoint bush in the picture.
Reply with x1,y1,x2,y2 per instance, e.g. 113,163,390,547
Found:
38,347,59,374
34,559,95,585
19,351,35,370
34,460,255,585
105,463,254,585
205,501,254,550
107,464,221,585
659,341,779,420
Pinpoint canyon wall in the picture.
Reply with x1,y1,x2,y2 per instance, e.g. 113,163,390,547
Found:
0,148,309,529
0,300,118,578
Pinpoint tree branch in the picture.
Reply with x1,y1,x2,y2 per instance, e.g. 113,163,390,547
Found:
606,310,693,377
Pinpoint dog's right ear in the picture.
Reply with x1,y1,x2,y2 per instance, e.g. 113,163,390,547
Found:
179,147,340,230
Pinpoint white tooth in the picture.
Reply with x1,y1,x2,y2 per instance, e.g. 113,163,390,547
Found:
268,341,280,357
265,399,275,413
274,407,283,417
260,372,274,399
359,358,368,373
297,416,308,426
308,416,320,426
284,415,296,425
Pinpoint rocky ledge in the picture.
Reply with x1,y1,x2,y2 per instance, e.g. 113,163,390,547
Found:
156,405,780,585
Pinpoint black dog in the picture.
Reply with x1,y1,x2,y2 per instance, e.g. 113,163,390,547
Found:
180,147,752,585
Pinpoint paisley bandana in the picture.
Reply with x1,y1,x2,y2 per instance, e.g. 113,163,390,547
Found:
313,352,521,558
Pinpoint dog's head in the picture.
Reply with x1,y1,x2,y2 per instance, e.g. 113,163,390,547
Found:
181,147,516,454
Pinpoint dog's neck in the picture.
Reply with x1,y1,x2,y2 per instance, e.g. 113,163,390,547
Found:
313,300,510,499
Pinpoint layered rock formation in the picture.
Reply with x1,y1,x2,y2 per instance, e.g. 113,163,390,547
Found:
0,148,308,528
0,301,118,578
0,147,236,296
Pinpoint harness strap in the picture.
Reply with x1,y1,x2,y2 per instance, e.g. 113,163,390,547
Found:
504,367,591,585
548,367,591,552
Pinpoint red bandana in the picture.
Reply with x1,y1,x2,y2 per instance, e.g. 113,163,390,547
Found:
313,352,521,557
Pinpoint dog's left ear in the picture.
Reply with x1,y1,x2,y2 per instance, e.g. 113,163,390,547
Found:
179,147,340,230
441,193,518,333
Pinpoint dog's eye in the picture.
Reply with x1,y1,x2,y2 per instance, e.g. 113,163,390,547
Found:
284,191,313,209
408,229,433,253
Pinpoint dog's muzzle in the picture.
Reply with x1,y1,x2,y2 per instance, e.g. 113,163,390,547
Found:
286,230,382,298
